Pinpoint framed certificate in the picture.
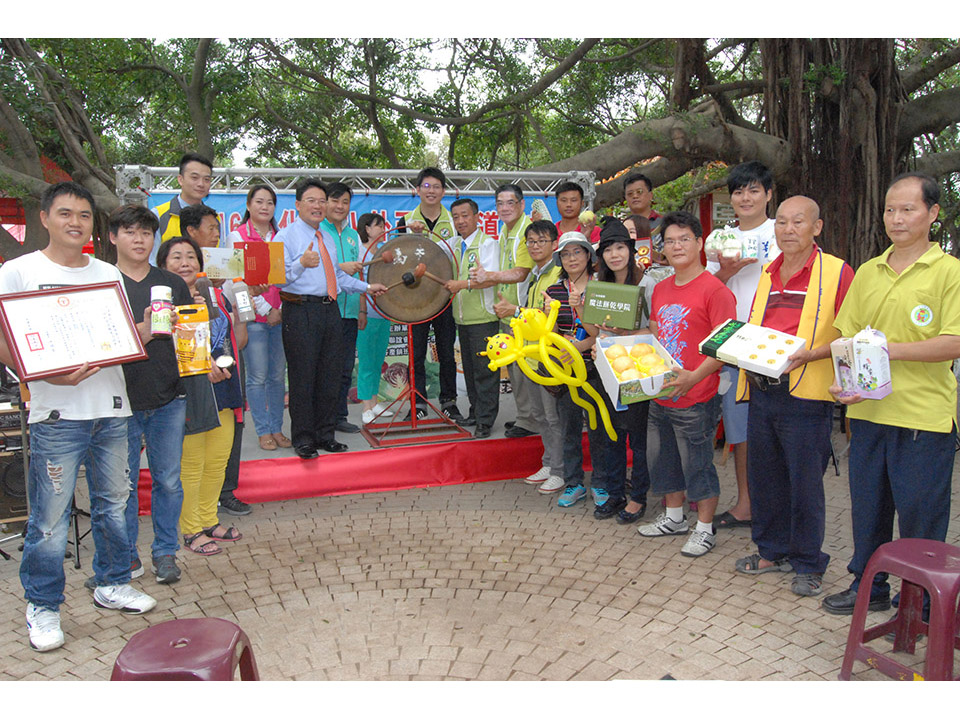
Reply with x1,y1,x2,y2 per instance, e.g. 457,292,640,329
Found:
0,281,148,381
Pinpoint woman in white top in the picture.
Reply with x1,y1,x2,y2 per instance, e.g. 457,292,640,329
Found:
226,185,289,451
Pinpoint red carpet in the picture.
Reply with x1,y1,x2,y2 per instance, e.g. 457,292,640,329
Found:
138,433,597,512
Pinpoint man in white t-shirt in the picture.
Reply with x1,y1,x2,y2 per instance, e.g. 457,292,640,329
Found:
0,182,157,653
705,162,781,530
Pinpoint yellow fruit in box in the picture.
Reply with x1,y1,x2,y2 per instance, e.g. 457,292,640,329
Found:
605,344,628,360
612,356,635,373
619,368,641,381
630,343,656,358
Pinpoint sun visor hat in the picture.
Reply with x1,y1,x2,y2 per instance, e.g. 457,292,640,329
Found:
553,232,597,267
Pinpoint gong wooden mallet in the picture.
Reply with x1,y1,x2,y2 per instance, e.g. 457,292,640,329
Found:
383,263,426,291
360,249,395,268
415,263,451,291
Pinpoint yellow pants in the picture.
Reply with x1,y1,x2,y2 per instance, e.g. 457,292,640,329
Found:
179,409,235,536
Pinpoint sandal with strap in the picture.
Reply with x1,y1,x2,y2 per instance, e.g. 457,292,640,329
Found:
203,524,242,542
259,434,279,451
184,532,222,556
273,433,293,448
735,553,792,575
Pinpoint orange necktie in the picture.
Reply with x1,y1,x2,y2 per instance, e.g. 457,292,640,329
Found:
315,231,338,300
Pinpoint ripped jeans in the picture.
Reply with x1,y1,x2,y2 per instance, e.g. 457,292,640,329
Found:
20,416,131,611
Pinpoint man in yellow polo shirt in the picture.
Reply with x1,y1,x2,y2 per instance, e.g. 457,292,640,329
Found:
822,173,960,616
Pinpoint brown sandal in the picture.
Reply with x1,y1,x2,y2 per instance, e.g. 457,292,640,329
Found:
272,432,292,448
184,532,222,556
259,434,278,451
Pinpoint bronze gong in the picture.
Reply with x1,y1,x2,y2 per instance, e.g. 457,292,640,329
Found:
367,233,455,323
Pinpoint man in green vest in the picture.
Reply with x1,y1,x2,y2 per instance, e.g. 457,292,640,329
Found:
399,168,462,422
150,152,214,265
472,184,536,438
444,198,500,437
321,182,364,434
733,196,854,597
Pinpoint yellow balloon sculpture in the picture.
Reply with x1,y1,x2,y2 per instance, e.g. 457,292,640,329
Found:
481,300,616,441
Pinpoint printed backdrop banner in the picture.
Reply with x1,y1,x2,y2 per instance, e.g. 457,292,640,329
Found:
147,193,561,251
149,191,560,406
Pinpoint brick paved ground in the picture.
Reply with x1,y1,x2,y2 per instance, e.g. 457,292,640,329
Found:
1,426,957,681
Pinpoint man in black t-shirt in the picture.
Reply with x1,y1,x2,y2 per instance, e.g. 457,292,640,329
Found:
101,206,192,585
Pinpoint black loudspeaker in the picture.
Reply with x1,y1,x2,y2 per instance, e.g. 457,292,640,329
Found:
0,454,25,499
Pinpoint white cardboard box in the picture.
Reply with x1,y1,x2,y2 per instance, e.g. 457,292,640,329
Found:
699,320,806,378
595,334,680,408
830,327,892,400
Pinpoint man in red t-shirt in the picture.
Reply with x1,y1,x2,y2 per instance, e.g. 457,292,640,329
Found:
637,211,736,558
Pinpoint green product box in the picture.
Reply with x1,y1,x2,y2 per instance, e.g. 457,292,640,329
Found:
581,281,646,330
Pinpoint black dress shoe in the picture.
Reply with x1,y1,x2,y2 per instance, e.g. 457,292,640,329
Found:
504,425,536,438
615,503,647,525
504,421,515,429
336,420,361,433
593,496,627,520
317,439,348,453
474,424,491,438
460,414,477,427
294,445,319,459
821,588,891,615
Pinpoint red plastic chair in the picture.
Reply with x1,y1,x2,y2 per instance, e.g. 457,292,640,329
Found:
111,618,259,681
839,538,960,681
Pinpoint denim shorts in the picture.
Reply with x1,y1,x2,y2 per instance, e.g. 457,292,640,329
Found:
647,394,721,502
719,366,748,445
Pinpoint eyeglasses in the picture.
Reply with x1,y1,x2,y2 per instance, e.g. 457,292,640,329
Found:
525,238,552,247
559,248,587,259
662,236,697,246
420,182,443,191
496,199,520,208
300,197,327,206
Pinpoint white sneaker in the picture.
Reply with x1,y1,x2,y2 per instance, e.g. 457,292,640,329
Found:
361,409,377,425
637,512,690,537
26,603,64,652
373,403,394,417
537,475,565,494
681,528,716,557
93,584,157,615
524,466,551,484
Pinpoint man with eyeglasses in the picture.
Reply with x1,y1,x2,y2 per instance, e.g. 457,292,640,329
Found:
637,211,736,559
443,199,501,437
470,184,537,438
623,172,662,252
150,152,217,266
398,168,463,423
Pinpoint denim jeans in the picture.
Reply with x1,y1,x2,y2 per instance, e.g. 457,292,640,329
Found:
123,397,186,561
592,400,650,504
22,416,131,610
243,322,286,436
556,387,586,487
647,395,722,502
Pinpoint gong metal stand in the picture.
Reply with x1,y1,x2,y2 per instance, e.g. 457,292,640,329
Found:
358,229,473,448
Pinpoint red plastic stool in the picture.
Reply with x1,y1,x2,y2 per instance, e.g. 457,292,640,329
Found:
111,618,259,681
839,538,960,681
